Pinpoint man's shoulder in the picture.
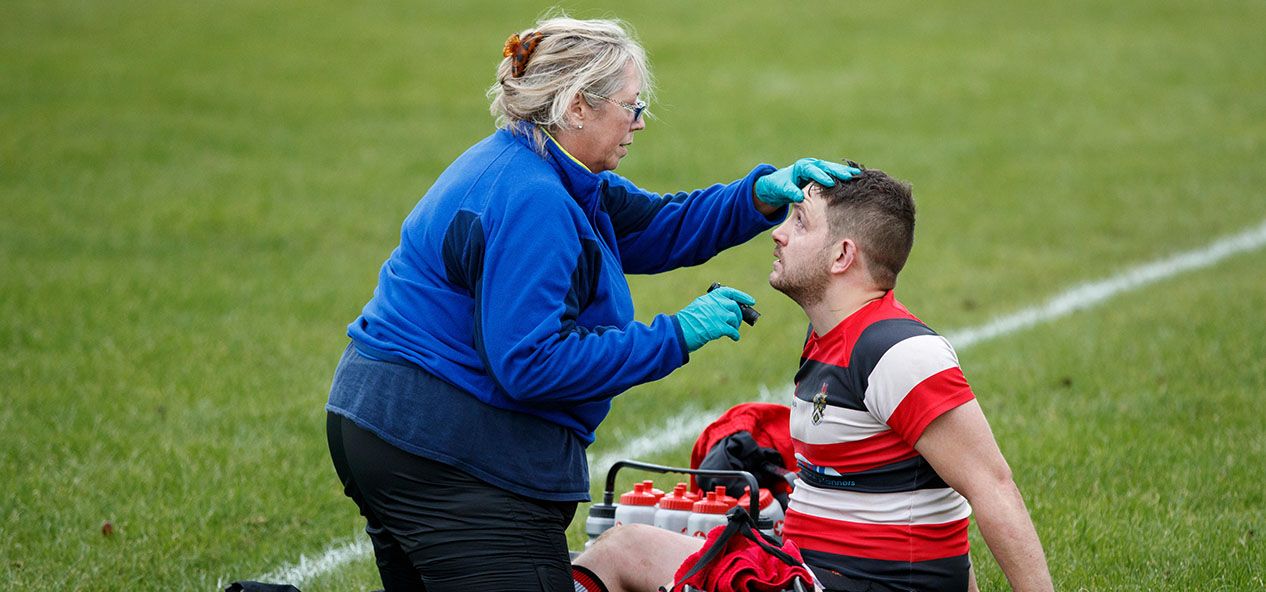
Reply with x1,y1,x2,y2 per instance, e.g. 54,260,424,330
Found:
851,317,939,364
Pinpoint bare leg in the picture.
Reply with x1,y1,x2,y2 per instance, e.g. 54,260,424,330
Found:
573,524,705,592
968,564,978,592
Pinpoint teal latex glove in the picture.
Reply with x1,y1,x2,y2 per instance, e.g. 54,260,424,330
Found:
675,286,756,353
754,158,862,208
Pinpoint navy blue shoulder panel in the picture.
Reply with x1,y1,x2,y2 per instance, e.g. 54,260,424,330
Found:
795,358,866,412
794,318,937,412
528,236,612,411
558,236,604,338
439,210,508,393
441,210,485,294
599,180,686,237
844,317,938,403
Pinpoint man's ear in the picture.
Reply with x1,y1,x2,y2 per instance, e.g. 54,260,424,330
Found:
830,239,858,275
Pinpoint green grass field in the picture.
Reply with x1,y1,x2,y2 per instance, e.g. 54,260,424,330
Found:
3,1,1264,590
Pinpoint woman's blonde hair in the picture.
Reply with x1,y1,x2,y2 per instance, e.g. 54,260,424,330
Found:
487,14,653,152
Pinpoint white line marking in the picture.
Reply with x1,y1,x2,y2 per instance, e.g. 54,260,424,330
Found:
230,537,371,589
588,385,788,476
250,218,1266,586
947,218,1266,350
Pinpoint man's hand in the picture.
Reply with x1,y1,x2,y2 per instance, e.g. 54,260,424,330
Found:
754,158,862,208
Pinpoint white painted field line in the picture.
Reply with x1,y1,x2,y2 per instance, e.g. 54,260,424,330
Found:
225,537,370,590
263,538,371,583
588,384,788,476
947,218,1266,350
250,218,1266,587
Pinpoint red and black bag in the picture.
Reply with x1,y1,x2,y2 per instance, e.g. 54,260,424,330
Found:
689,403,797,506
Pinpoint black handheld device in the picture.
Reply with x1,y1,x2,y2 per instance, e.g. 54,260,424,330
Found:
708,282,760,326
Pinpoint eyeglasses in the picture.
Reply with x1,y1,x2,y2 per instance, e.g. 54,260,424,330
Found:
583,91,647,122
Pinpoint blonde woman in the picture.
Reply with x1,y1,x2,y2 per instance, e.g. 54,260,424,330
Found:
326,14,857,591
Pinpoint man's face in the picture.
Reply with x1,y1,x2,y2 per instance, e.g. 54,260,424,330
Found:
770,185,834,307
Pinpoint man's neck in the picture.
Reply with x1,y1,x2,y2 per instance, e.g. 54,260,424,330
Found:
803,281,887,336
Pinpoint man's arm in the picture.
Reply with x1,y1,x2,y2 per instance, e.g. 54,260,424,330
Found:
914,399,1054,592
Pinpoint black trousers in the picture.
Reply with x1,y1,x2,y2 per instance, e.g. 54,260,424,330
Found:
327,413,578,591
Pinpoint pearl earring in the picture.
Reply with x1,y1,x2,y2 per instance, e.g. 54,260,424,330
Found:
578,122,584,130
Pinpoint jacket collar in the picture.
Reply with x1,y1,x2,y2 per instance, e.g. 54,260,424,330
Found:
507,123,604,220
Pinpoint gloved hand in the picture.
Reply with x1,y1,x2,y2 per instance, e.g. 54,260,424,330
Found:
754,158,862,208
676,286,756,353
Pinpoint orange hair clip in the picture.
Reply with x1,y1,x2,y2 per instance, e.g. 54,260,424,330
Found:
502,32,546,78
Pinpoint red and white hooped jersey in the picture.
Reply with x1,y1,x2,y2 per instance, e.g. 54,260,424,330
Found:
783,291,976,586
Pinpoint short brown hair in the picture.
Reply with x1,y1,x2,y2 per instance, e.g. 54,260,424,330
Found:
816,161,915,289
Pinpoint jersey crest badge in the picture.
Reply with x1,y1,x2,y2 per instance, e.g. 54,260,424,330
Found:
811,383,828,425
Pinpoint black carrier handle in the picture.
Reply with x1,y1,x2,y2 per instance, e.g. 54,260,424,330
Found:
603,459,762,523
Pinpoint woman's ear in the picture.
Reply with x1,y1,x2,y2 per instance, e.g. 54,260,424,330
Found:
566,92,587,129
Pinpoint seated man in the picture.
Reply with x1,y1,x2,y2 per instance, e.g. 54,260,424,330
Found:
573,163,1053,592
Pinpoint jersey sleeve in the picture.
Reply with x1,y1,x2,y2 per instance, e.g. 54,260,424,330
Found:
597,165,780,275
862,334,976,445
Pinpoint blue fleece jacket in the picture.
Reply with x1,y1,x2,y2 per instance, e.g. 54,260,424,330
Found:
328,124,778,499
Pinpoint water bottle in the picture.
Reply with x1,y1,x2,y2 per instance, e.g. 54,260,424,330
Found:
687,486,738,539
653,483,697,535
584,502,616,549
738,488,785,541
614,482,658,527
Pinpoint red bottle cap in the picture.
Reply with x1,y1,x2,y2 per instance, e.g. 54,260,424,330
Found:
658,483,697,511
641,480,666,501
710,486,738,508
619,482,658,506
737,488,774,511
692,491,736,515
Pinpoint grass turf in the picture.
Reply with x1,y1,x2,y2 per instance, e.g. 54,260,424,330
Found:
2,0,1264,589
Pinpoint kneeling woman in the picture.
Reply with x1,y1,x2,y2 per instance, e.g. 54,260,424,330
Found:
326,14,854,592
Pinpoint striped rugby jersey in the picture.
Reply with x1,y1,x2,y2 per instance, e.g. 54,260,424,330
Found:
784,291,976,591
